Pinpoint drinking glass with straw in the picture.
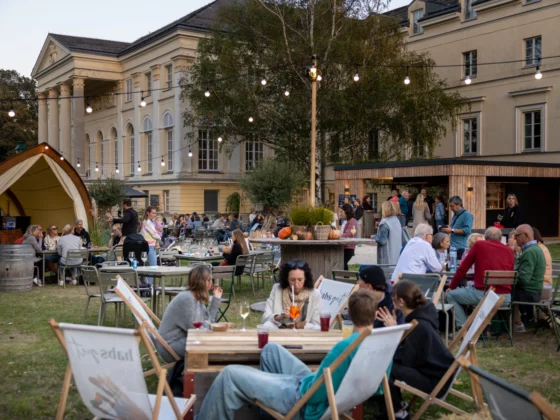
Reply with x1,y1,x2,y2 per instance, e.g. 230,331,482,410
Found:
289,285,301,332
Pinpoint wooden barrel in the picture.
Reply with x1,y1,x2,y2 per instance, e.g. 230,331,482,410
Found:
0,244,35,292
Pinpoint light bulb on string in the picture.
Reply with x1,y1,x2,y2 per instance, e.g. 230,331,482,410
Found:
95,162,99,172
60,155,64,161
248,116,254,123
535,66,542,80
77,159,81,168
217,136,223,142
161,157,165,166
284,89,290,97
8,103,15,118
404,67,410,85
188,150,193,157
353,71,360,82
204,85,210,97
140,91,146,107
464,75,472,85
86,99,93,113
261,77,267,86
317,75,322,81
45,145,49,150
137,161,141,172
115,166,120,174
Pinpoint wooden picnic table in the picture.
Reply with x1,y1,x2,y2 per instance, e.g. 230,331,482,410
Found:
184,329,343,418
249,238,375,279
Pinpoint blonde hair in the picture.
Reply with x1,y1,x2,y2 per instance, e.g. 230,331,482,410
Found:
467,233,484,249
62,224,73,235
155,216,163,223
507,194,519,207
414,193,426,208
381,201,398,219
187,265,211,304
232,229,250,254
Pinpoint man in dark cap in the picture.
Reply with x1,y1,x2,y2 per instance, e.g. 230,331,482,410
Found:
358,265,405,328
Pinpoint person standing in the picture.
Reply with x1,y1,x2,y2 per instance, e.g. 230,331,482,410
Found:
412,193,431,232
373,201,402,266
341,203,358,270
512,224,545,332
140,207,161,281
440,196,472,259
398,190,409,227
498,194,524,229
73,219,91,248
23,225,44,286
421,188,435,216
106,198,139,237
362,195,374,212
354,198,364,238
434,196,446,230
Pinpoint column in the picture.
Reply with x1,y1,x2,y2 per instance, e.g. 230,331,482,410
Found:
38,92,48,145
48,88,59,150
132,73,141,180
72,77,86,176
59,83,72,159
172,56,193,174
151,64,161,179
116,81,123,180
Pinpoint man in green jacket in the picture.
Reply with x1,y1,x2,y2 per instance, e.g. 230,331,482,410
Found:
513,224,545,332
196,289,377,420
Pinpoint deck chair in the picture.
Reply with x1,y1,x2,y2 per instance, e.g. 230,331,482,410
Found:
315,276,359,329
482,270,517,346
256,324,413,420
458,357,560,420
395,290,506,420
114,278,181,376
80,265,102,325
49,319,195,420
212,265,235,322
395,273,447,306
331,270,360,284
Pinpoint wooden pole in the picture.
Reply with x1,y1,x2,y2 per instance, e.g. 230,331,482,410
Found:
310,56,318,207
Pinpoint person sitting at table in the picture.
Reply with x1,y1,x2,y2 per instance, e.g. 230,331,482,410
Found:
193,214,203,229
358,265,405,328
220,229,249,275
154,215,165,242
507,230,521,260
446,227,514,330
57,224,83,286
23,225,44,286
262,260,321,330
44,225,60,276
197,289,377,420
156,265,223,364
108,224,123,248
391,224,443,283
533,227,553,301
459,232,484,275
431,232,450,265
376,280,455,420
73,219,91,248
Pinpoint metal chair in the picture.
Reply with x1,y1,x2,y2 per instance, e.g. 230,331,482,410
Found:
58,249,89,288
396,272,446,306
377,264,396,282
234,254,255,297
483,270,517,346
80,265,102,324
101,260,130,267
331,270,360,284
212,265,235,322
250,252,275,293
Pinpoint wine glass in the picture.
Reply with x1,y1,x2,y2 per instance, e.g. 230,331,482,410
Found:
192,302,204,331
289,303,301,332
140,251,148,266
128,252,136,262
239,301,250,332
81,237,87,248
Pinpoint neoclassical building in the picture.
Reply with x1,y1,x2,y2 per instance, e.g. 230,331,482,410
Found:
32,0,269,214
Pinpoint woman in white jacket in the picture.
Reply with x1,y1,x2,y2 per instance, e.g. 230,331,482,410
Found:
262,260,321,329
140,206,161,283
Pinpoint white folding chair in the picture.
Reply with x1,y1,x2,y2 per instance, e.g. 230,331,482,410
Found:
315,276,359,329
49,319,195,420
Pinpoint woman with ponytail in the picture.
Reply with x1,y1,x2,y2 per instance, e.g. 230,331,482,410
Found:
376,280,455,419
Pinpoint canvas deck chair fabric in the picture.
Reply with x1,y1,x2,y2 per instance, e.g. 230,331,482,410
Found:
395,290,506,420
256,324,413,420
458,357,559,420
395,273,447,306
315,276,359,328
114,278,181,375
49,319,195,420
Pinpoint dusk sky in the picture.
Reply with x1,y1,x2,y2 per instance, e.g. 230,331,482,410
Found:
0,0,410,78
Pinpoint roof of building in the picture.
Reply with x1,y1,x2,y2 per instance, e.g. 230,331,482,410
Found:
50,33,131,57
381,0,461,26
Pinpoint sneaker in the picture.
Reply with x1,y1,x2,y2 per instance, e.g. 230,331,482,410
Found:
58,280,65,286
395,409,409,419
514,323,526,333
33,277,39,286
71,279,78,286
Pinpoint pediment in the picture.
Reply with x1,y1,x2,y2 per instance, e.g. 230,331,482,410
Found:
31,37,70,77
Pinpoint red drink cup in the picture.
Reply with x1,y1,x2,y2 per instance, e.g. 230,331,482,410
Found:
257,325,269,349
320,311,331,332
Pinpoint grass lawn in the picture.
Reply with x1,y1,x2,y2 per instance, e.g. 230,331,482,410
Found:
548,243,560,260
1,274,559,419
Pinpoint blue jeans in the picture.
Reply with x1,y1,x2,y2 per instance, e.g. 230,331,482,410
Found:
196,343,310,420
397,215,407,227
446,287,511,327
145,245,157,285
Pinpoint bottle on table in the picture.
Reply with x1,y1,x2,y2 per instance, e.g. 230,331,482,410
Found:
449,246,457,273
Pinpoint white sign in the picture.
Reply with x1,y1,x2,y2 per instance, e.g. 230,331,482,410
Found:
317,278,355,316
457,290,500,357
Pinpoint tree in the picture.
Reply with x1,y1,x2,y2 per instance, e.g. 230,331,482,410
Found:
239,159,307,216
87,177,126,214
0,70,38,162
182,0,467,202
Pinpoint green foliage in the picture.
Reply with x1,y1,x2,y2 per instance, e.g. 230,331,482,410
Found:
0,69,38,162
289,206,333,227
182,0,468,185
87,177,126,213
88,217,110,247
226,192,241,214
239,159,306,215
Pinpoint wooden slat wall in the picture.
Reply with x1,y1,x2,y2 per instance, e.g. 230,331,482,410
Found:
449,175,486,229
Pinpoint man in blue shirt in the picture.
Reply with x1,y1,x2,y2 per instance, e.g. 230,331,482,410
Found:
398,190,409,227
441,195,473,259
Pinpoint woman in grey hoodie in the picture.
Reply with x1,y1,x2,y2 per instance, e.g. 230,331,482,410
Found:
373,201,403,265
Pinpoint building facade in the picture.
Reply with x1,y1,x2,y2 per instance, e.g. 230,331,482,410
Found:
31,0,269,215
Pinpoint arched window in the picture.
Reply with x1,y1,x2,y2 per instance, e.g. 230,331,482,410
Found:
143,117,153,172
85,134,91,176
127,124,135,175
162,112,174,171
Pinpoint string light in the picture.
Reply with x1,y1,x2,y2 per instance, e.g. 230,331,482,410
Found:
204,85,210,97
284,89,290,97
161,157,165,166
140,91,146,107
353,70,360,82
404,67,410,85
8,103,15,118
86,99,92,113
137,161,141,172
45,145,49,150
95,162,99,172
217,136,223,142
77,159,81,168
464,75,472,85
248,116,254,123
535,66,542,80
188,150,193,157
317,75,322,81
261,76,267,86
115,166,120,174
60,155,64,161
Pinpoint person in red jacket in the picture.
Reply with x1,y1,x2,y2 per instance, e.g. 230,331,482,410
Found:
446,227,514,329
